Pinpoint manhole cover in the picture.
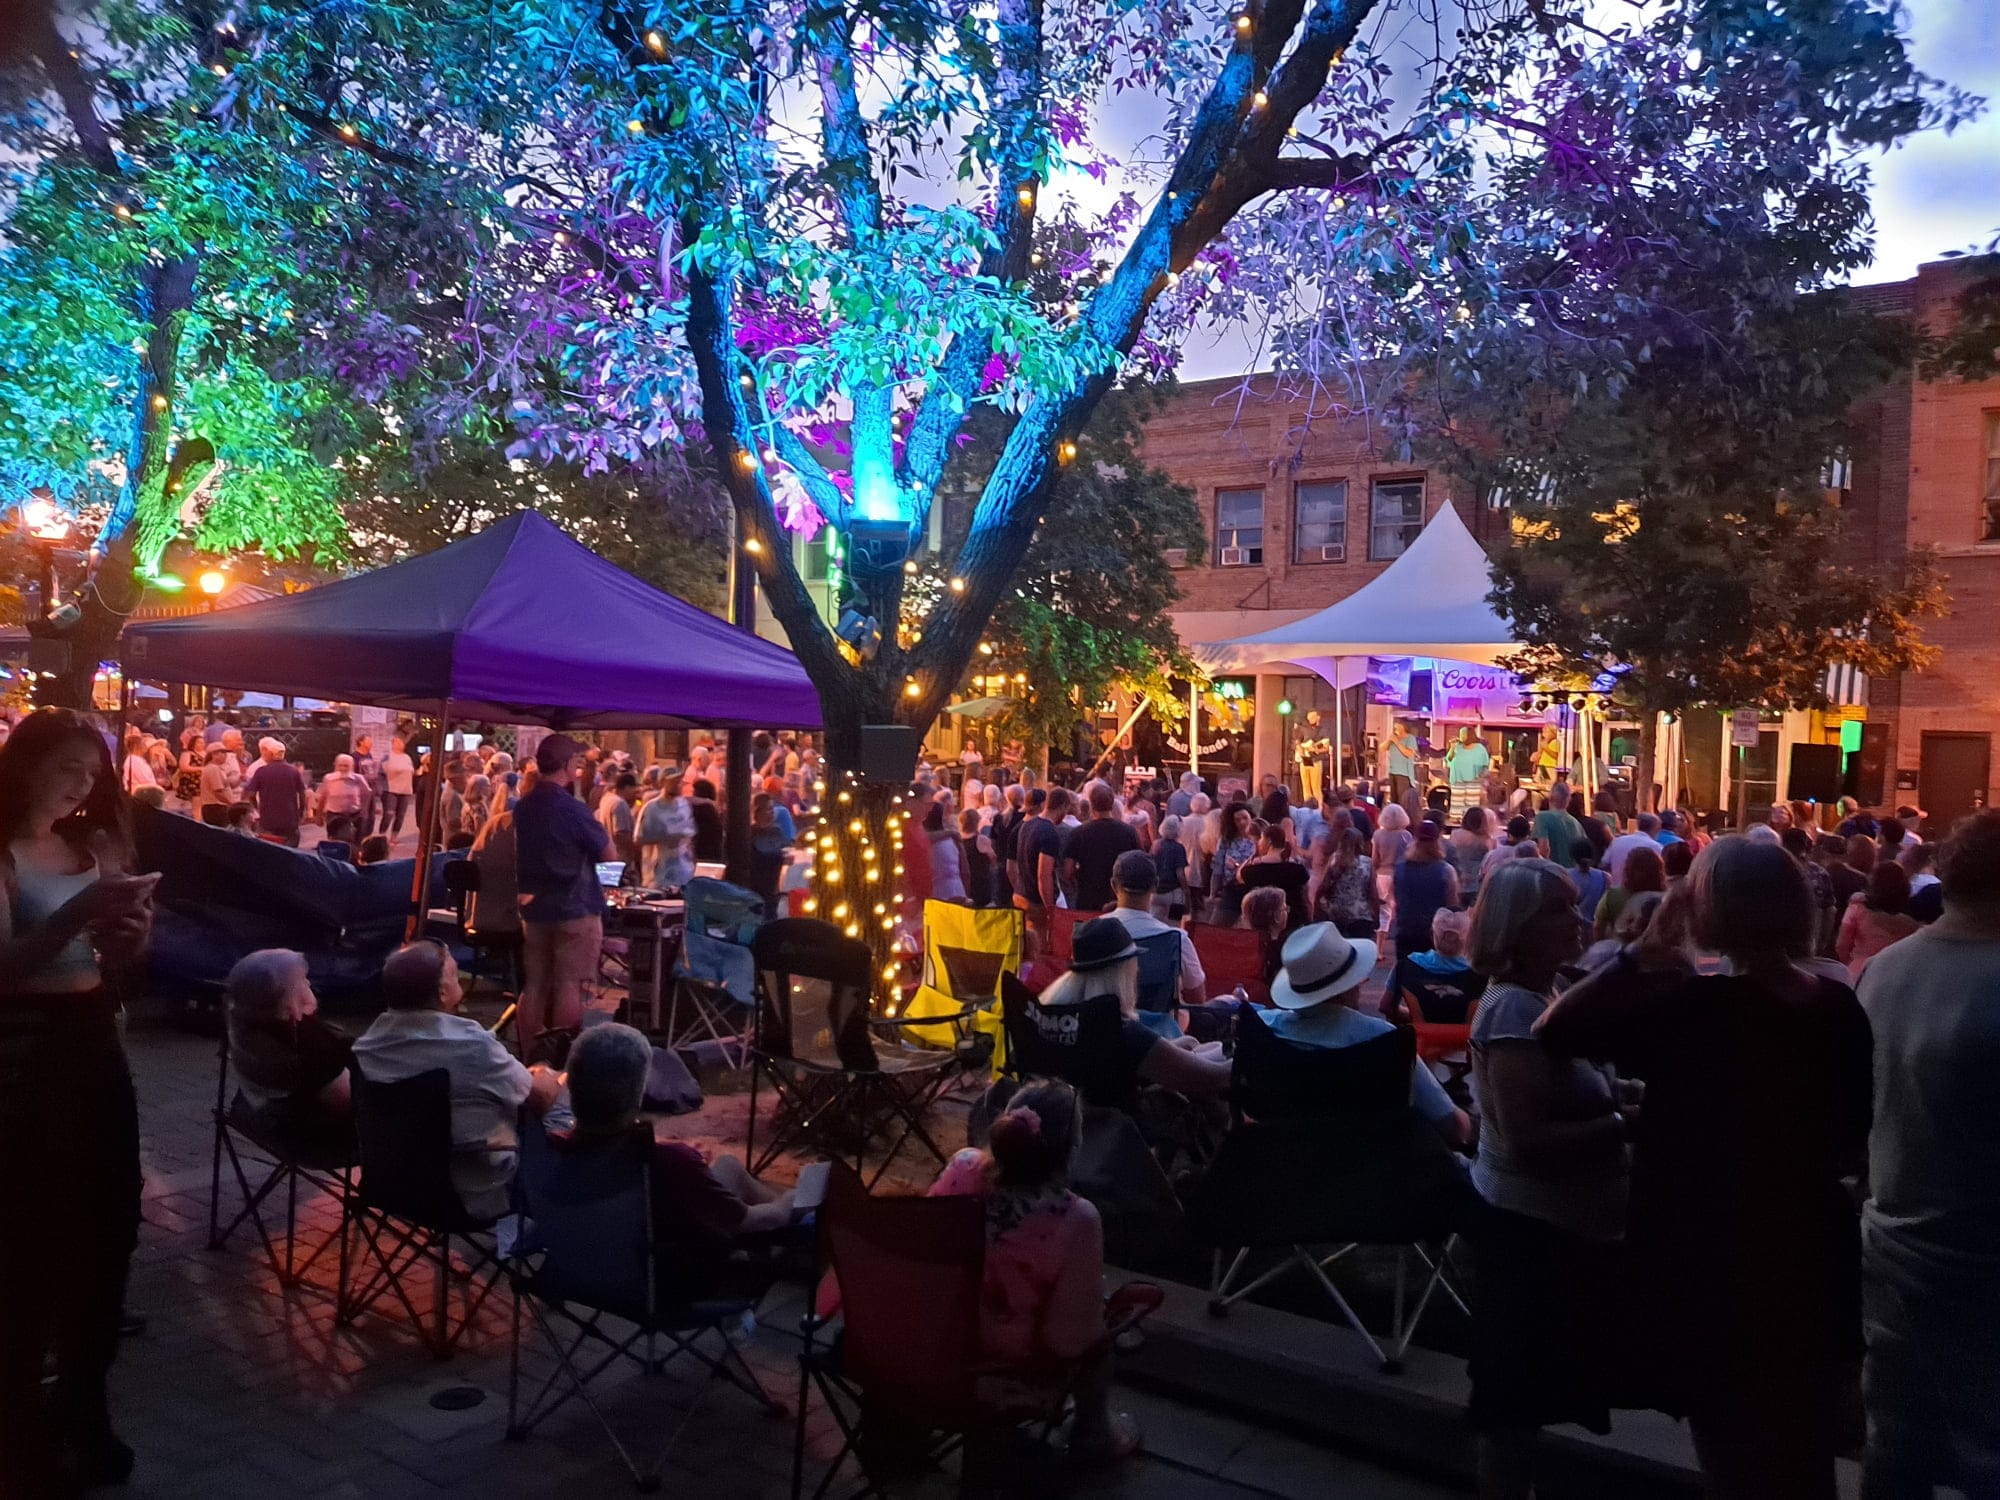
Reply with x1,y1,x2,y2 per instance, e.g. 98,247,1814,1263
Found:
429,1386,486,1412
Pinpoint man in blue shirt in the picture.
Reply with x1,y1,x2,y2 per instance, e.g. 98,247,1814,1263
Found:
513,733,613,1056
1384,720,1419,811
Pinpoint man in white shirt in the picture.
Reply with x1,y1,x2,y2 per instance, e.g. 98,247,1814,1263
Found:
351,942,560,1220
1105,850,1206,1006
1603,811,1664,884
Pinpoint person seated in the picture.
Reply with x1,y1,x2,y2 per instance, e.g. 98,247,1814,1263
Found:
1103,849,1206,1008
1037,918,1232,1100
131,784,167,812
1236,886,1290,987
929,1078,1143,1461
1386,908,1485,1024
552,1023,794,1299
224,948,353,1155
222,802,256,836
356,834,391,866
351,941,560,1221
1263,924,1471,1148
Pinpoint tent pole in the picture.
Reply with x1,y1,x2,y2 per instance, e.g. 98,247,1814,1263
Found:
1188,679,1200,783
405,704,454,942
1332,659,1343,796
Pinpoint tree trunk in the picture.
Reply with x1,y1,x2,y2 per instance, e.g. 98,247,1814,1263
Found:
39,253,199,712
1635,706,1660,816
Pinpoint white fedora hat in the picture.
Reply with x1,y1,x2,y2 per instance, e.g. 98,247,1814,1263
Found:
1268,922,1379,1011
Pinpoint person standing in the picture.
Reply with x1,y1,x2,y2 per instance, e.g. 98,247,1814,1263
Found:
1384,719,1419,811
1532,781,1588,869
688,777,725,864
243,738,309,848
595,770,640,872
351,734,382,833
377,736,416,840
0,710,159,1495
1463,858,1628,1500
1011,788,1059,948
1392,820,1459,956
119,733,156,796
1064,781,1140,915
315,753,371,846
1542,840,1872,1498
1857,810,2000,1500
194,741,241,824
635,765,695,892
1444,727,1491,805
512,734,614,1057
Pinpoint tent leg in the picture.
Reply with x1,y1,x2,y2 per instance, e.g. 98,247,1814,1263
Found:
1332,658,1343,795
405,705,455,942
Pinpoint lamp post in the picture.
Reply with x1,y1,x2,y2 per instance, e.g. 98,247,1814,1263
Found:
197,568,228,612
20,493,71,618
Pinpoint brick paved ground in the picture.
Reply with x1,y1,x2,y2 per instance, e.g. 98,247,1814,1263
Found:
109,1014,1462,1500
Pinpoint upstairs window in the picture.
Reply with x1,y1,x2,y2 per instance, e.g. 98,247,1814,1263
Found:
1983,412,2000,542
1369,478,1425,560
1294,481,1347,563
1216,488,1264,566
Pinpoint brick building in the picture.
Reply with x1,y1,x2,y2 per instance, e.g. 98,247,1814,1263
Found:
1136,260,2000,825
1839,257,2000,830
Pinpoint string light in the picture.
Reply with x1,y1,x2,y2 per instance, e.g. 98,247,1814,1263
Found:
113,204,133,220
150,394,169,411
210,62,228,77
1058,441,1078,463
736,450,758,470
1235,13,1252,32
337,122,359,141
949,577,965,593
904,681,922,698
744,536,762,554
1016,186,1034,208
902,559,918,575
1252,90,1268,109
644,28,666,54
626,117,646,135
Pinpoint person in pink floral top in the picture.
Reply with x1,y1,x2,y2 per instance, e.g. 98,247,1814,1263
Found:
928,1080,1139,1461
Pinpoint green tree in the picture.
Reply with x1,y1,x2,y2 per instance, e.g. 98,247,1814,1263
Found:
911,381,1204,758
1465,293,1945,810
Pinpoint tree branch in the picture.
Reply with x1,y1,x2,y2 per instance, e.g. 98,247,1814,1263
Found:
898,0,1046,503
28,14,119,174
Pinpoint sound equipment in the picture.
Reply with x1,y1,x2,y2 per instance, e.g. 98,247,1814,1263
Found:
1787,743,1843,805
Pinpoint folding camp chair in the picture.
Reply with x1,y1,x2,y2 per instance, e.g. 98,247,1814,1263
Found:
1192,1005,1474,1372
506,1122,782,1491
442,859,524,1002
998,974,1140,1112
668,877,766,1057
206,1027,353,1288
1045,907,1088,972
338,1067,506,1358
901,900,1021,1069
748,919,972,1189
1132,931,1184,1039
1403,987,1483,1085
1188,923,1269,1003
794,1164,1162,1500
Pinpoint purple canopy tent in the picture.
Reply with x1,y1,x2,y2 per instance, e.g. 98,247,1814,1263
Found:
121,510,819,729
122,510,821,922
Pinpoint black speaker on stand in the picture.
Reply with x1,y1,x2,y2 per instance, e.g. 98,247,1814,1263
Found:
1788,743,1843,806
857,724,919,785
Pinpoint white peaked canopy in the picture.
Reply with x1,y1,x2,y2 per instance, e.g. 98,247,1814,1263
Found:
1200,503,1519,673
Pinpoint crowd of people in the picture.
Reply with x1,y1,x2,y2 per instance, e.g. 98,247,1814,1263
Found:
3,694,1997,1499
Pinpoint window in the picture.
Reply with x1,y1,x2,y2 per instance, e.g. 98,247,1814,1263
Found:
1215,488,1264,565
1293,481,1347,563
1984,413,2000,543
1369,478,1425,559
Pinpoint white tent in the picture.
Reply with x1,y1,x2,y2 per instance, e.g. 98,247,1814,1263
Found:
1200,503,1517,673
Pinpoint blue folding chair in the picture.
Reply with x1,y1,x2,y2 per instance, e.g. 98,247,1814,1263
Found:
668,877,766,1057
506,1121,783,1490
1133,931,1185,1040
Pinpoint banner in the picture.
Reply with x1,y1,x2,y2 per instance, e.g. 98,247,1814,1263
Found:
1366,656,1413,705
1431,663,1539,724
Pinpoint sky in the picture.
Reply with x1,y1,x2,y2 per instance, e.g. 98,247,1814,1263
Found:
1857,0,2000,283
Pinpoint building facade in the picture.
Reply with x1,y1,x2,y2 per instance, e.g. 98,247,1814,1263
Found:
1841,257,2000,831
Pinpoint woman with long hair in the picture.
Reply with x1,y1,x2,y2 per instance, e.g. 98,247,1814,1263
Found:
1310,827,1379,939
1541,840,1872,1498
1593,842,1666,943
1210,803,1259,924
0,709,159,1494
1448,805,1493,906
1836,859,1920,980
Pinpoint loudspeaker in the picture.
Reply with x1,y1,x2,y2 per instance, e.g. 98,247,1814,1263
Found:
1787,743,1842,805
856,724,919,784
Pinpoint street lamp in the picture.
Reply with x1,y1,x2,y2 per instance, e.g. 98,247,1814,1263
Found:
20,492,71,619
197,568,228,611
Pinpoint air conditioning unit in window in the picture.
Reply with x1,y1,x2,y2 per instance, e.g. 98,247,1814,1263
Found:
1312,544,1344,562
1219,546,1248,566
1163,548,1188,569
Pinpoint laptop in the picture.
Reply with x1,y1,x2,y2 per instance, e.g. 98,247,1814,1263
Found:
596,861,627,890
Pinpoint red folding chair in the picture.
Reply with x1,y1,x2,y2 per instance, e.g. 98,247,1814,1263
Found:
1189,923,1270,1004
1046,907,1089,972
1404,988,1480,1078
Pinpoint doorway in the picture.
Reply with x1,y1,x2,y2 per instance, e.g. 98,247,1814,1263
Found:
1919,732,1991,838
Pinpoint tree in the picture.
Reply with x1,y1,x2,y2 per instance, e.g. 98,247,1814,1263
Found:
341,441,731,611
914,381,1203,761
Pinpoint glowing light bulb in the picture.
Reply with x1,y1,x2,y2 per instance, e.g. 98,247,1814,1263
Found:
978,641,993,655
337,122,359,141
113,204,133,220
736,450,758,470
848,819,863,834
949,577,965,593
905,681,922,698
744,536,762,554
151,394,169,411
211,63,228,76
644,28,666,53
1059,441,1078,463
626,117,646,134
902,559,918,575
1016,186,1034,208
1235,13,1252,32
1252,90,1268,108
883,965,898,981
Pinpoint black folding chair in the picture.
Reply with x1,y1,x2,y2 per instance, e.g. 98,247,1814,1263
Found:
443,859,524,1003
338,1066,506,1358
998,973,1137,1111
1193,1004,1475,1371
206,1027,353,1288
748,918,969,1188
506,1122,783,1491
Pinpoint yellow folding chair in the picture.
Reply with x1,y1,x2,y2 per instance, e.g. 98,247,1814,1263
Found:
899,901,1023,1070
